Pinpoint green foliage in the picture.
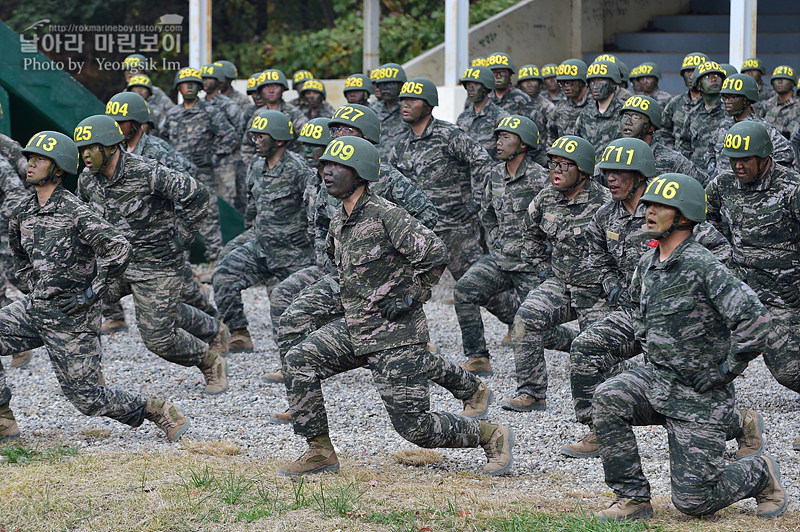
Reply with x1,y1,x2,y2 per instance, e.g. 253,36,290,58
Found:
0,442,79,465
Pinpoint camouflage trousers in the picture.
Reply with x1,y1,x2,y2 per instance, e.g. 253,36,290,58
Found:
285,318,480,447
103,258,217,321
196,168,223,262
569,308,641,426
277,274,343,361
0,299,147,426
594,365,769,515
512,278,607,398
212,240,301,331
214,152,240,210
453,256,566,359
269,265,324,345
106,275,213,367
763,305,800,393
218,228,253,262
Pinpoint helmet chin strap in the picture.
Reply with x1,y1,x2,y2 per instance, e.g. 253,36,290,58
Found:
644,212,693,240
27,161,61,185
96,145,116,174
614,176,644,202
338,176,367,199
553,173,587,193
408,106,432,125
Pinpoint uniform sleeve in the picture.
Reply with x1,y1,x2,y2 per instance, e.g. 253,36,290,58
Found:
8,209,33,291
693,221,731,264
384,168,439,230
383,206,448,303
704,177,727,238
629,260,647,349
769,124,795,166
586,207,622,295
480,175,499,244
210,107,238,156
0,160,28,221
705,126,724,178
76,208,132,297
521,191,550,268
447,130,493,209
150,164,210,242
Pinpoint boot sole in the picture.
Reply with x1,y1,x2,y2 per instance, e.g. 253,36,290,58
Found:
169,417,190,442
483,426,514,476
500,399,546,412
11,351,34,370
278,462,340,477
462,390,494,420
205,357,229,395
597,504,654,522
758,455,789,519
0,431,21,443
737,409,764,460
559,445,600,459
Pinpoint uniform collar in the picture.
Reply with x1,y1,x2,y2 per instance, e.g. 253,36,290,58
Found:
732,159,777,191
649,234,696,270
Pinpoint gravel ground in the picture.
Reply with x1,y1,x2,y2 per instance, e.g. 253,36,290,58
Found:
5,271,800,515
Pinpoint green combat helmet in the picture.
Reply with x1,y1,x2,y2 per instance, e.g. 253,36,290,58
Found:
105,92,152,124
319,136,380,182
301,79,327,99
21,131,80,181
620,94,662,129
299,117,332,146
597,137,657,177
486,52,515,73
256,69,289,91
460,65,495,91
470,57,487,67
249,109,294,141
200,63,226,83
741,57,766,75
541,64,559,79
292,69,314,89
494,115,539,149
373,63,407,84
720,63,739,77
517,64,543,84
73,115,125,148
556,59,588,83
213,59,238,79
547,135,595,175
692,61,727,90
173,67,202,89
641,173,707,240
246,72,261,94
720,73,760,102
399,78,438,107
587,60,622,84
681,52,709,74
771,65,796,83
329,104,381,144
630,62,662,80
127,74,153,92
721,120,773,159
343,74,373,95
123,53,148,73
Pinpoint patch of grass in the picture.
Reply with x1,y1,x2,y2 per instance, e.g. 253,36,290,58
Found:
181,439,240,456
311,481,365,517
394,448,443,466
182,464,216,490
0,441,78,465
486,510,663,531
217,469,252,505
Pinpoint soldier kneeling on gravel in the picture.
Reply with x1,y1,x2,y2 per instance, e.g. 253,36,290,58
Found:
279,137,512,477
0,131,188,443
594,173,787,522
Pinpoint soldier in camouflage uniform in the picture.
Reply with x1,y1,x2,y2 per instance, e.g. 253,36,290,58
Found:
122,54,174,109
201,63,246,210
707,74,793,177
371,63,408,159
629,62,672,107
659,52,707,150
500,136,609,412
677,61,727,168
762,65,800,139
517,64,556,149
289,70,314,112
742,57,777,103
563,139,746,459
299,79,336,120
267,104,439,407
541,63,564,104
0,133,27,179
214,59,251,111
486,52,533,117
592,55,633,102
162,67,238,263
550,59,590,139
278,136,512,477
457,65,510,159
0,131,188,443
254,69,307,156
237,72,268,213
454,116,574,377
706,121,800,448
126,75,170,137
212,110,315,354
618,95,710,185
343,73,372,106
575,60,626,160
593,173,786,522
74,115,228,396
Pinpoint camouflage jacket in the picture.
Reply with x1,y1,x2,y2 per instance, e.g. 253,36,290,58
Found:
706,163,800,307
247,149,315,268
327,188,447,355
130,132,196,175
240,105,265,162
763,93,800,139
481,158,550,272
658,91,702,150
574,93,626,159
630,236,771,423
10,186,131,332
531,94,556,148
678,101,726,168
524,179,610,305
550,88,591,139
651,141,710,186
643,89,672,107
372,100,405,159
456,99,510,159
0,157,29,234
313,162,439,268
205,92,247,137
490,86,534,116
390,117,494,231
161,99,238,167
0,133,26,179
707,112,794,177
77,151,209,280
757,80,777,102
225,88,251,111
545,90,566,104
147,85,175,137
302,101,336,121
587,198,730,303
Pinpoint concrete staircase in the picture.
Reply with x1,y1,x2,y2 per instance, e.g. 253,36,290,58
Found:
584,0,800,94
